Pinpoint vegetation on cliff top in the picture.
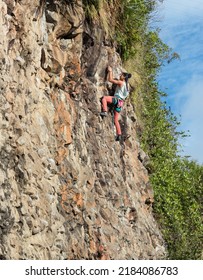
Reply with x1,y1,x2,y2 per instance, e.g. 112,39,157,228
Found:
83,0,203,259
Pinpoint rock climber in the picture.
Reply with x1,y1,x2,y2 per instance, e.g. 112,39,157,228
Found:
100,66,131,141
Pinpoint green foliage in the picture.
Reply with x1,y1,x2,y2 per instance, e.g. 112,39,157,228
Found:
151,158,203,259
143,31,172,78
115,0,160,60
82,0,102,21
83,0,100,9
138,45,203,259
137,50,203,258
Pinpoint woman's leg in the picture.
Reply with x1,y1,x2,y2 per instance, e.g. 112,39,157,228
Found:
101,96,114,112
114,111,121,135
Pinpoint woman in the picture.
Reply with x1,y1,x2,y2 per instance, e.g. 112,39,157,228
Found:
100,66,131,141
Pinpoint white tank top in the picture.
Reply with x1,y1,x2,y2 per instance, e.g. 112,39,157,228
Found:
114,82,129,100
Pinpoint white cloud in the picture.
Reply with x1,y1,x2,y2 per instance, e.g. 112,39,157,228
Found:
178,75,203,118
174,76,203,164
157,1,203,163
161,0,203,20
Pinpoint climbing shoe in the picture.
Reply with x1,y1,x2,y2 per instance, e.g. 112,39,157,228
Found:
100,111,107,117
115,135,122,141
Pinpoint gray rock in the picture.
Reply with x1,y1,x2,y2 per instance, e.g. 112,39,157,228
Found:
0,0,166,260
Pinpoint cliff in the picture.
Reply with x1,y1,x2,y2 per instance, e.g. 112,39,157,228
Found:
0,0,166,259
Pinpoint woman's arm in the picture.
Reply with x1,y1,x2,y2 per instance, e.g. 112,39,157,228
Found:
108,66,123,86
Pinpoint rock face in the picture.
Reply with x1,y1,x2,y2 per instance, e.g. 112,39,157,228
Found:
0,0,166,259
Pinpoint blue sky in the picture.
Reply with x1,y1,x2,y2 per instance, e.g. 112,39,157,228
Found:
156,0,203,164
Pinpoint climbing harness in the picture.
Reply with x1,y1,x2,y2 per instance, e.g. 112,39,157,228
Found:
112,97,124,112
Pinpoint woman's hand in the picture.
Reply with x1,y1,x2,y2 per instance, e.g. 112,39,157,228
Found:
108,66,112,72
